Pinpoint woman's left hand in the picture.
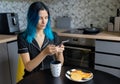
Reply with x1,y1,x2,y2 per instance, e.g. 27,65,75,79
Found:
55,44,64,65
56,44,65,53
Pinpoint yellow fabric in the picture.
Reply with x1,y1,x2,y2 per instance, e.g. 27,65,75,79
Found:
16,56,25,83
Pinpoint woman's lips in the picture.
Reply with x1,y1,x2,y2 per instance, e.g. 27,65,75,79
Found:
40,25,45,28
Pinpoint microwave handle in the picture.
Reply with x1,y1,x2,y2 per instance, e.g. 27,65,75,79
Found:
65,46,91,52
12,17,17,25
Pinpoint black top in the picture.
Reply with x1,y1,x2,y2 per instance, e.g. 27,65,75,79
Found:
17,32,60,77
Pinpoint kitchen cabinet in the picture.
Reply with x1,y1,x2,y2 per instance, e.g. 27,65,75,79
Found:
0,43,11,84
0,41,18,84
95,40,120,78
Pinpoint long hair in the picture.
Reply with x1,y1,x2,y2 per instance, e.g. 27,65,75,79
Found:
22,1,54,43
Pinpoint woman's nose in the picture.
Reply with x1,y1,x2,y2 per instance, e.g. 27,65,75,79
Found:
42,18,45,24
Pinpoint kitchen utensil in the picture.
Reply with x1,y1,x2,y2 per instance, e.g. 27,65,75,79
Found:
83,24,101,34
0,13,20,34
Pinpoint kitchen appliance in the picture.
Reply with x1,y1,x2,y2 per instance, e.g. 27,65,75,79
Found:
63,27,101,35
55,16,71,29
61,37,95,69
60,29,95,69
63,24,101,34
0,13,20,35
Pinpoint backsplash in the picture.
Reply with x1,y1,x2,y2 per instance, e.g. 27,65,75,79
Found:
0,0,120,30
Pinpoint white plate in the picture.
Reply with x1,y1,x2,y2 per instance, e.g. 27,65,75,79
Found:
65,69,93,82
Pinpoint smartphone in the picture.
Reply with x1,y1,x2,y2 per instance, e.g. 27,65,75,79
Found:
59,40,69,46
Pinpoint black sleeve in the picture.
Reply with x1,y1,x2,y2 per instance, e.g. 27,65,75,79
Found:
17,34,28,53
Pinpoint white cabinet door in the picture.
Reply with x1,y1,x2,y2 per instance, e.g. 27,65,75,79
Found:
0,43,11,84
96,40,120,54
95,53,120,68
7,41,18,84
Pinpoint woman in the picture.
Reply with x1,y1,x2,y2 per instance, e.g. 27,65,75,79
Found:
17,1,64,77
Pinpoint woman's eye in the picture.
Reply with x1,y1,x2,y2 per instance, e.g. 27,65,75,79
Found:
45,16,48,19
39,16,48,19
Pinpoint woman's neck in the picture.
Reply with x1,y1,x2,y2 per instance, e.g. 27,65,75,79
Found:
36,30,45,48
36,30,44,37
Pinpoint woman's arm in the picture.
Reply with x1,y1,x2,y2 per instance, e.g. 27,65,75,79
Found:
55,44,65,66
20,44,57,72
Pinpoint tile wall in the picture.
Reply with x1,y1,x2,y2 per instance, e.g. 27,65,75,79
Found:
0,0,120,30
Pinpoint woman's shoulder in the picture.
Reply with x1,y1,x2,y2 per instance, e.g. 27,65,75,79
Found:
17,32,26,41
52,31,58,37
52,31,61,45
17,32,23,38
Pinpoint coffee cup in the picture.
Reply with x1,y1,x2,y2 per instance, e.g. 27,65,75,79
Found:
50,60,62,77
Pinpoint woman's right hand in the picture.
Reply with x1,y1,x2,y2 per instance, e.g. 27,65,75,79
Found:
42,44,57,56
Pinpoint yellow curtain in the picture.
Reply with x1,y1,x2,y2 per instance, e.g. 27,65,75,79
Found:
16,56,25,83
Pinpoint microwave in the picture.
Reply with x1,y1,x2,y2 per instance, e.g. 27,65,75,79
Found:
0,13,20,35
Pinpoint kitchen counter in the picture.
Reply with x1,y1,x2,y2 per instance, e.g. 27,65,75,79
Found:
0,29,119,43
53,28,120,41
0,35,17,43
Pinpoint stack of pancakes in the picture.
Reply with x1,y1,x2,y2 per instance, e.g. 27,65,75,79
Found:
70,69,92,81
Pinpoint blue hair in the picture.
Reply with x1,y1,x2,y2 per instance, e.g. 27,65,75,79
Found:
44,18,54,41
22,1,54,43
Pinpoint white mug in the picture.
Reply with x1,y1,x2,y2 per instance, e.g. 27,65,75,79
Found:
50,60,62,77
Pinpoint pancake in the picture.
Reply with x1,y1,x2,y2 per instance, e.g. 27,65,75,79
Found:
82,72,92,79
70,69,92,81
70,70,83,80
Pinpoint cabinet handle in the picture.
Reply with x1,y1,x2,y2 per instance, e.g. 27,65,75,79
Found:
65,46,91,52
